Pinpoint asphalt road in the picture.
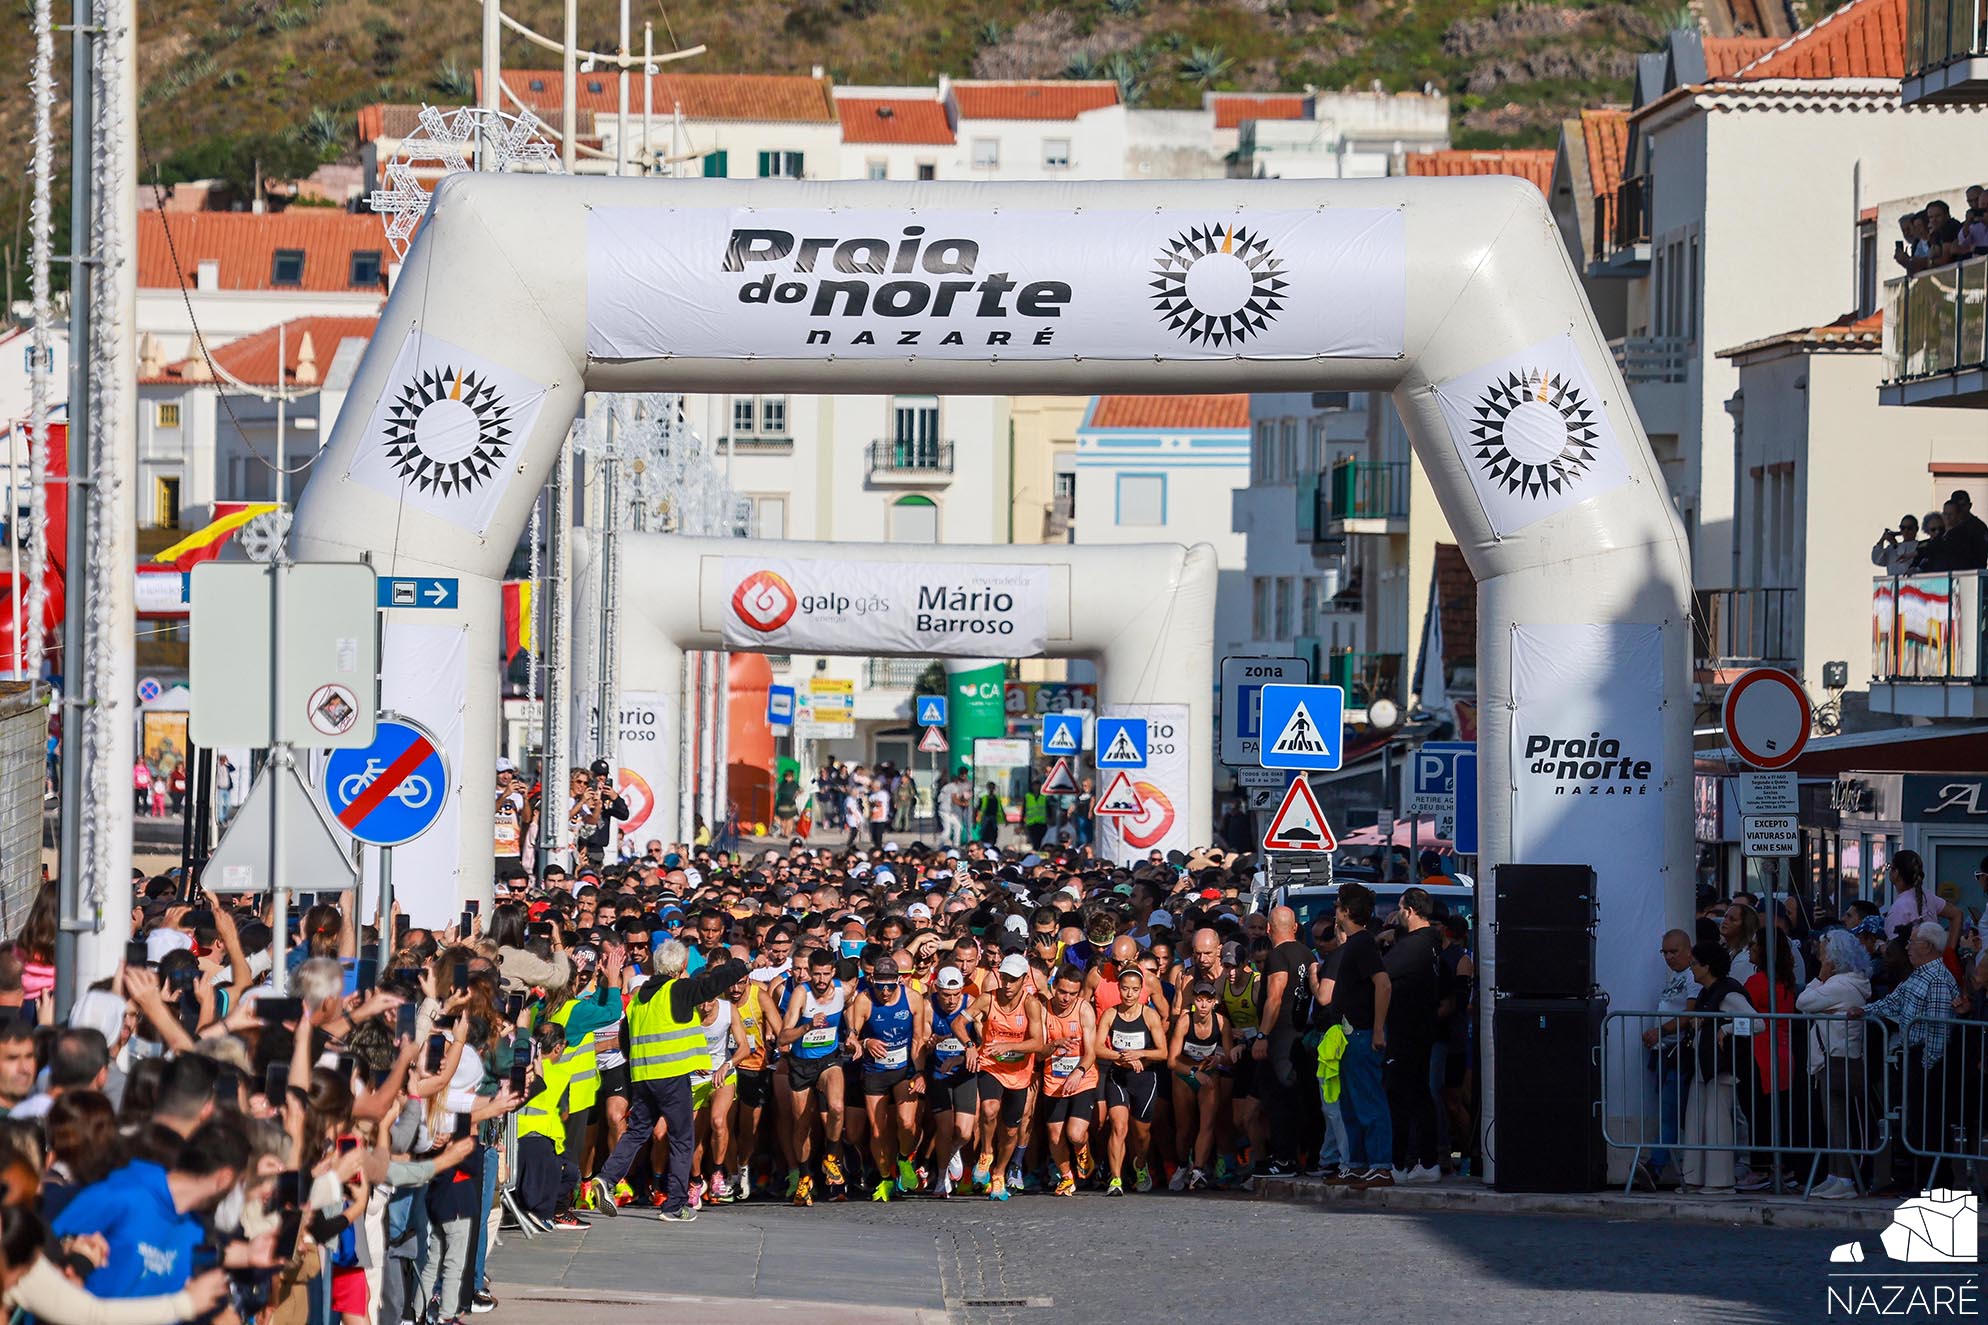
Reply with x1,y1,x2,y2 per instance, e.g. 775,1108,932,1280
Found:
485,1188,1878,1325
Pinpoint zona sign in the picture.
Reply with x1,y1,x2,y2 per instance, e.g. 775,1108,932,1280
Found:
1723,667,1812,771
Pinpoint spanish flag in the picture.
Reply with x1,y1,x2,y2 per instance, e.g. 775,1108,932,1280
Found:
501,580,533,662
150,502,280,571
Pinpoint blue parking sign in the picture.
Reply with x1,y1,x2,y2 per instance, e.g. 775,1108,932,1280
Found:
1256,684,1344,771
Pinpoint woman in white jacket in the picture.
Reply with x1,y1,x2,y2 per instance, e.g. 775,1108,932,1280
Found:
1795,928,1873,1199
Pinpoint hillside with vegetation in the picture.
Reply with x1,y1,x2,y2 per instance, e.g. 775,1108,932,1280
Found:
0,0,1751,299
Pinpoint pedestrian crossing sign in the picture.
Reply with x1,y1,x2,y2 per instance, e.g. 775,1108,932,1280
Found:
1257,684,1344,771
918,725,949,754
916,694,948,728
1094,769,1145,816
1040,757,1079,795
1040,713,1083,755
1095,717,1148,768
1262,776,1336,852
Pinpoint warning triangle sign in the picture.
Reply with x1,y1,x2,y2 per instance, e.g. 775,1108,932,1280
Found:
1267,701,1330,759
1094,769,1145,817
1040,757,1079,794
918,725,949,754
1100,727,1142,765
1262,776,1336,852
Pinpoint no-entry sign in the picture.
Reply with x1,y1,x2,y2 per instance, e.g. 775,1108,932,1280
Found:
1723,668,1812,771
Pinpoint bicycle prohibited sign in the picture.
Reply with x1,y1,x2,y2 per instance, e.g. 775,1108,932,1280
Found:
322,717,449,846
307,684,362,738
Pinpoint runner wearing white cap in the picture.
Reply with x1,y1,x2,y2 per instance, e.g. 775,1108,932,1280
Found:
924,966,980,1198
971,953,1043,1201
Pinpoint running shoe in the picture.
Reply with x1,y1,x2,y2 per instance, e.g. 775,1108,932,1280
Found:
1186,1169,1208,1191
872,1179,893,1203
1074,1148,1094,1180
549,1213,586,1230
1168,1167,1189,1192
793,1175,814,1207
688,1180,706,1210
710,1173,734,1204
588,1176,619,1216
657,1207,698,1223
1104,1178,1125,1197
1006,1162,1023,1191
1054,1173,1077,1197
784,1169,802,1199
821,1153,846,1188
947,1152,965,1183
1134,1165,1153,1194
934,1173,954,1199
972,1158,992,1191
470,1290,498,1314
987,1178,1009,1202
896,1159,920,1194
612,1180,633,1209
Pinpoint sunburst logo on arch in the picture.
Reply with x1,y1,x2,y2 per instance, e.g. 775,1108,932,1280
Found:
1149,221,1288,348
1468,369,1603,501
381,365,514,498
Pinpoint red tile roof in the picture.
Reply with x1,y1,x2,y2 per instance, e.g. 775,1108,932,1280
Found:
1580,109,1629,200
1717,308,1884,358
1732,0,1906,79
137,212,390,294
1703,37,1785,77
146,316,379,387
951,81,1120,120
1088,395,1250,431
482,71,837,122
1209,94,1309,130
1404,149,1556,193
356,104,429,144
837,97,955,145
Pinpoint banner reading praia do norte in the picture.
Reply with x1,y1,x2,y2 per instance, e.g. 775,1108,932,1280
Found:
721,557,1052,658
587,207,1405,362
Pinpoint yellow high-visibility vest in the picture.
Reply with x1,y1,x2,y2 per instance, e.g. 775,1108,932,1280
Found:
627,979,709,1083
547,998,602,1112
517,1046,583,1150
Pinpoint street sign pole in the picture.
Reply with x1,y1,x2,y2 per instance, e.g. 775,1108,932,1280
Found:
268,547,288,996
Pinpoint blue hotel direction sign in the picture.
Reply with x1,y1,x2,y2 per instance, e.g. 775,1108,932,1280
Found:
378,576,459,610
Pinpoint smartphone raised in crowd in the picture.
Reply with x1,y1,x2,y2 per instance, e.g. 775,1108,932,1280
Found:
426,1033,447,1074
355,956,378,995
274,1169,303,1211
124,939,148,968
257,997,304,1025
264,1063,290,1101
453,961,469,991
509,1055,528,1094
396,1001,418,1041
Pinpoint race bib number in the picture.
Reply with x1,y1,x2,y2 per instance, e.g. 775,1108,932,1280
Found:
995,1049,1026,1064
801,1026,837,1049
1049,1054,1080,1078
876,1046,908,1069
1110,1030,1144,1052
933,1037,965,1056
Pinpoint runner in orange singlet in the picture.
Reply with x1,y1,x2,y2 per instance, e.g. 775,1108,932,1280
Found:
1038,966,1100,1195
970,952,1043,1202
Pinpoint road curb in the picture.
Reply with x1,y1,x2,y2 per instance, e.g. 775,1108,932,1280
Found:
1247,1174,1898,1230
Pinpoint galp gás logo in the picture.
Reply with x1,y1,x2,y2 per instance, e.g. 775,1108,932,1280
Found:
1122,781,1175,851
731,570,797,633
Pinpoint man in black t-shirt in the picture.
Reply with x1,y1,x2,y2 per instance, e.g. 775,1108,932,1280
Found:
1382,888,1443,1181
1253,907,1313,1176
1330,882,1394,1187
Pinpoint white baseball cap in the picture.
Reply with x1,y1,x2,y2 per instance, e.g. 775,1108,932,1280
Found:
906,902,933,921
1003,914,1029,937
495,756,515,773
999,953,1030,978
936,966,966,991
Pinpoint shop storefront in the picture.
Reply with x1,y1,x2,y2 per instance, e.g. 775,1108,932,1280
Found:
1833,772,1988,917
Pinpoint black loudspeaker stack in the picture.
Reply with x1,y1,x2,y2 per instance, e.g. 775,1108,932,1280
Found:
1491,863,1606,1192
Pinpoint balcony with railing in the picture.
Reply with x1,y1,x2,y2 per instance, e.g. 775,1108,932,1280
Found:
1046,491,1074,542
867,438,956,483
1870,570,1988,717
1693,587,1799,687
1590,175,1651,277
864,657,934,690
1903,0,1988,103
1326,649,1404,708
1610,336,1690,385
1880,256,1988,407
1322,458,1408,536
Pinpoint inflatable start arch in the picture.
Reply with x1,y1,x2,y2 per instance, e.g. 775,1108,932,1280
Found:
290,175,1696,1168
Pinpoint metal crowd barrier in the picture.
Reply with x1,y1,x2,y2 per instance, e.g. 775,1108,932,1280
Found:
1602,1009,1892,1197
1896,1014,1988,1191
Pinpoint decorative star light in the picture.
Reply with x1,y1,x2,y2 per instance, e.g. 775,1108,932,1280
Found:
368,106,563,257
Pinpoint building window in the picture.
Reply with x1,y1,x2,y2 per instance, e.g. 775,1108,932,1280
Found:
1305,419,1323,475
756,150,804,178
1251,421,1273,483
349,250,382,287
1273,577,1294,640
586,79,604,94
889,493,939,543
529,78,546,92
1311,391,1350,411
1115,473,1165,527
154,402,181,428
1300,577,1320,637
972,138,999,169
866,159,888,181
1856,220,1878,317
271,249,305,286
916,162,936,181
1252,577,1271,638
1278,419,1297,481
155,476,181,530
759,396,787,435
891,394,940,455
749,494,787,539
702,149,728,177
1042,138,1070,169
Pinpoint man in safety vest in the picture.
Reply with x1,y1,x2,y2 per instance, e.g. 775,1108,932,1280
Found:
585,937,747,1222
